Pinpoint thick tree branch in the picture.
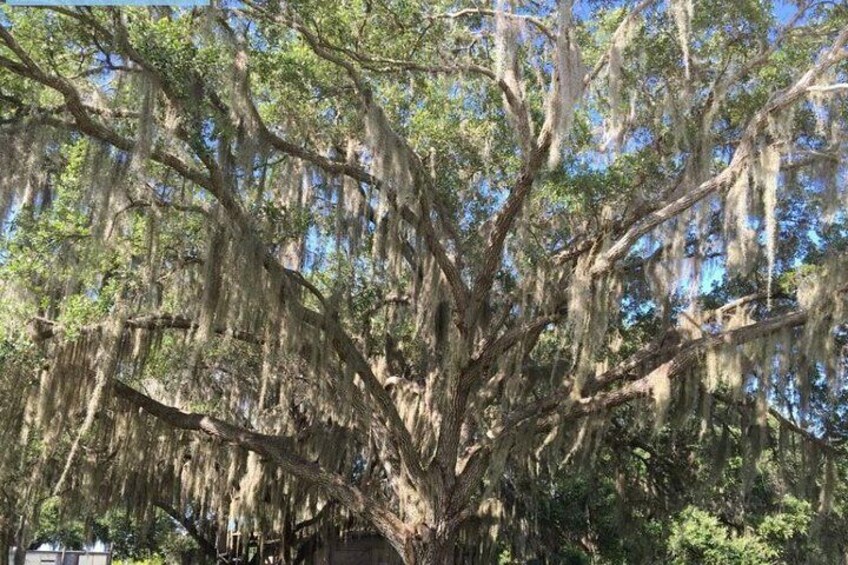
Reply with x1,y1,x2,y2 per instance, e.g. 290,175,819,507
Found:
0,18,428,488
243,5,470,324
453,308,811,511
112,380,410,549
468,136,551,327
29,314,263,345
590,26,848,275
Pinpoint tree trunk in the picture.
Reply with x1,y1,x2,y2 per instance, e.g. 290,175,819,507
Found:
11,522,26,565
406,529,456,565
0,525,10,565
411,545,454,565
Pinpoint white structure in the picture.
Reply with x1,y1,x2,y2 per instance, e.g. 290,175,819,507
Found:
8,550,111,565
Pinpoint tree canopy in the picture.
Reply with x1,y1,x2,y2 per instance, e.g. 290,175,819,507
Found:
0,0,847,563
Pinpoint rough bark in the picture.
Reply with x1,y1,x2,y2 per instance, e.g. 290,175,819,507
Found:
406,530,456,565
0,526,10,565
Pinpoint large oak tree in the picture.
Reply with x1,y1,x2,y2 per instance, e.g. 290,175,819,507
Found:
1,1,847,563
